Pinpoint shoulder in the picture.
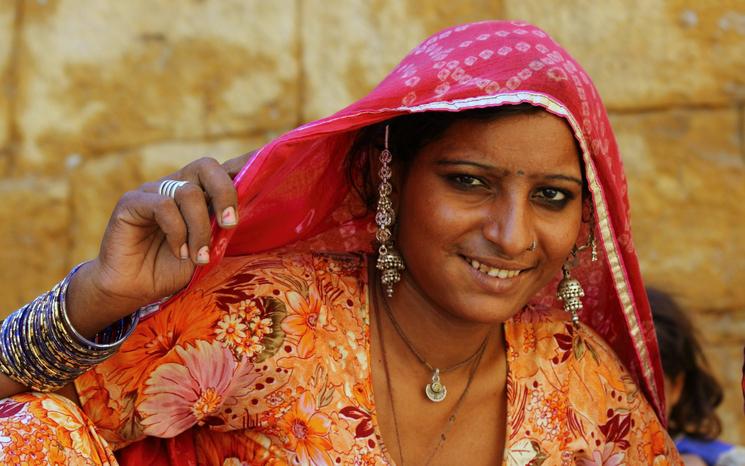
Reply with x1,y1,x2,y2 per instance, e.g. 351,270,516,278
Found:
507,304,656,416
506,305,639,382
505,305,682,464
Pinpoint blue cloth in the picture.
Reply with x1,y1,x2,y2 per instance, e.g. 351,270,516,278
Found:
676,436,735,466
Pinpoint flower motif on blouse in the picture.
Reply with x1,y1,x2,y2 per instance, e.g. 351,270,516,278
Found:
216,314,248,348
281,288,327,358
0,399,24,419
3,393,115,465
216,297,285,362
100,290,221,394
0,415,68,465
638,418,670,461
576,443,625,466
339,381,376,440
278,392,333,465
38,395,93,459
139,340,259,437
599,410,631,450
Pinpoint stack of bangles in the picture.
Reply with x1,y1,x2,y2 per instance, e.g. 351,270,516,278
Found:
0,264,140,392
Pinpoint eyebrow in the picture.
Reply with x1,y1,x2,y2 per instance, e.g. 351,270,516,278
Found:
436,159,583,187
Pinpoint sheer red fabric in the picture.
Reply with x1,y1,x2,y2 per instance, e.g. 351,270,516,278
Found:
180,20,664,422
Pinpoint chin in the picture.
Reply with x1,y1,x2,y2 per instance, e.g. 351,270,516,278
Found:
447,291,530,325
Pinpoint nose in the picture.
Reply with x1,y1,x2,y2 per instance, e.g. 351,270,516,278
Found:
481,195,534,257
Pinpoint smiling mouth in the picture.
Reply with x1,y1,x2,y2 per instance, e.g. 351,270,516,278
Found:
462,255,525,279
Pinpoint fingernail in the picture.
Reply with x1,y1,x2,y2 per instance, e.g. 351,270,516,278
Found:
180,243,189,260
221,207,237,226
197,246,210,264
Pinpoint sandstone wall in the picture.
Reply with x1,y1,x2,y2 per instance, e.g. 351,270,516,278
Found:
1,0,743,443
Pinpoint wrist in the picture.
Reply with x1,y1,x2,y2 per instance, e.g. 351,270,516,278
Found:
66,260,143,339
0,265,141,392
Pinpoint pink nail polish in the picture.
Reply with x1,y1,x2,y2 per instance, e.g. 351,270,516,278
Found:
221,207,236,226
180,244,189,260
197,246,210,264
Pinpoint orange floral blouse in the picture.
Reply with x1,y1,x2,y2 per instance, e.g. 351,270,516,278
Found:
0,251,681,465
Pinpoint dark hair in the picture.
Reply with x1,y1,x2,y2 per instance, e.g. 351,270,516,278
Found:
345,104,564,210
648,287,723,439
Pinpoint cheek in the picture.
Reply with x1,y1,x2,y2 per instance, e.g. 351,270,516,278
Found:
396,176,467,250
539,209,583,263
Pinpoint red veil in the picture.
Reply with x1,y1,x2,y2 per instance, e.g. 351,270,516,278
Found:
187,20,665,422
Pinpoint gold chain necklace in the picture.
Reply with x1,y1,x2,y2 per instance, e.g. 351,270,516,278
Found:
379,291,489,402
373,283,489,465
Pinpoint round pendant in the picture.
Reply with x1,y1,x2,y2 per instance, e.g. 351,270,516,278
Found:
425,381,447,402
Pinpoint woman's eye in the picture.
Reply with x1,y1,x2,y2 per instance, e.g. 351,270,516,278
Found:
451,175,485,187
533,187,570,204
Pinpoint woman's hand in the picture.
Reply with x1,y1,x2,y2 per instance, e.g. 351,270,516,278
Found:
66,151,255,337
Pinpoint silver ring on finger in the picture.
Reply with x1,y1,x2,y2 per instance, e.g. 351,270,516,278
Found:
158,179,190,199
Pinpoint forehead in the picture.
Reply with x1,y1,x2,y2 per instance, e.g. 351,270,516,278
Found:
417,110,582,174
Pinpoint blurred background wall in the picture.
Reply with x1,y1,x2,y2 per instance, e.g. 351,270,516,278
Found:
0,0,743,442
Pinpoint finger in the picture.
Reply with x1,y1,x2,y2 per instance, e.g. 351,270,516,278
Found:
188,157,239,229
113,192,188,260
172,183,212,265
222,151,255,179
152,196,189,260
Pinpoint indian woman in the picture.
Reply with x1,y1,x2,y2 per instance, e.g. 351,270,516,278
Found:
0,20,682,465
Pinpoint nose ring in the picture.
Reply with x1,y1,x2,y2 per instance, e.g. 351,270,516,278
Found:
527,240,537,251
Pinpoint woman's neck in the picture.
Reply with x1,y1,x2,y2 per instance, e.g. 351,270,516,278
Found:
374,267,502,370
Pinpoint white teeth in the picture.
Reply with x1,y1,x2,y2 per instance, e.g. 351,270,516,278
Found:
466,257,521,279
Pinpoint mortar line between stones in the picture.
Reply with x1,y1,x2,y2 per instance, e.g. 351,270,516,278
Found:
4,0,24,175
58,128,288,162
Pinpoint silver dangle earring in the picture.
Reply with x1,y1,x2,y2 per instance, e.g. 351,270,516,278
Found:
376,125,405,297
557,227,598,326
557,251,585,327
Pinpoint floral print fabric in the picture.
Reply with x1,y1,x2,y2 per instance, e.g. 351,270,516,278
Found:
0,251,680,465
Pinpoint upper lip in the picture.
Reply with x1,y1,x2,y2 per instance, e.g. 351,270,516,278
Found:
460,254,533,271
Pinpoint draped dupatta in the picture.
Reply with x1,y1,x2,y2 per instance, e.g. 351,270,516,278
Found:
176,20,665,423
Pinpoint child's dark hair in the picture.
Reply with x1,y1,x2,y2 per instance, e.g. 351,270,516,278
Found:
649,287,723,439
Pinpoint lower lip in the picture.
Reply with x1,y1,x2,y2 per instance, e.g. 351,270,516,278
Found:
461,256,527,294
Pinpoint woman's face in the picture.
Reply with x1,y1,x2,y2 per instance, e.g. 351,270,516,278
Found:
394,110,584,323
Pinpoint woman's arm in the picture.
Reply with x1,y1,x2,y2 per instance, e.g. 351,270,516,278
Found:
0,151,255,400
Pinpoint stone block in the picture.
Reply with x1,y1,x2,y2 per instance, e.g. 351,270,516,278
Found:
612,109,745,312
0,178,69,316
70,136,266,265
0,2,15,173
300,0,504,121
16,0,298,173
504,0,745,110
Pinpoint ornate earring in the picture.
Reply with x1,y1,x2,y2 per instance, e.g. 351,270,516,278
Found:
557,256,585,327
376,125,405,297
557,227,598,326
